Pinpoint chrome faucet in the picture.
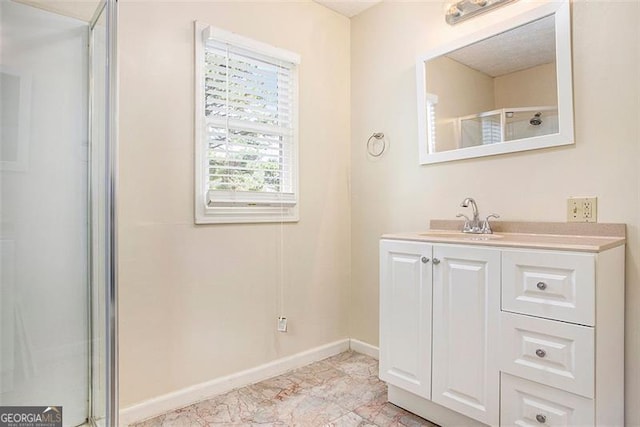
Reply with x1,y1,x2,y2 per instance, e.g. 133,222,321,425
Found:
456,197,500,234
457,197,481,233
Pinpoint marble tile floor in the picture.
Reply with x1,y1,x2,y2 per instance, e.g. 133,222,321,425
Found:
133,351,438,427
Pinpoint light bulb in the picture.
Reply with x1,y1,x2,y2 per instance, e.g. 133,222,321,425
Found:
443,1,462,17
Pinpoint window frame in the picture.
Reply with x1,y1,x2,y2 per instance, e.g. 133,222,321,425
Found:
194,22,300,224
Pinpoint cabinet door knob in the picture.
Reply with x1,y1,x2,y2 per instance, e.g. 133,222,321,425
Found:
535,348,546,358
536,281,547,290
421,257,430,263
432,258,440,265
535,414,547,423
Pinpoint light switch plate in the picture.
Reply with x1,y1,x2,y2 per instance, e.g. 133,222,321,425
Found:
567,197,597,222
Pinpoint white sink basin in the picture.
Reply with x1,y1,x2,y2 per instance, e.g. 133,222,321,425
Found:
419,231,504,240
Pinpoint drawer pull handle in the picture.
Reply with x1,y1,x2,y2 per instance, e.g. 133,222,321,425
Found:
536,281,547,290
535,348,546,358
536,414,547,423
421,257,430,263
433,258,440,265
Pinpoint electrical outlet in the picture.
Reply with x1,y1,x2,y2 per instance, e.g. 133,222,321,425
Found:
567,197,597,223
277,316,288,332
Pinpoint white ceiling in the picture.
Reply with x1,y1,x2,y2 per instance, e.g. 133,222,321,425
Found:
446,15,556,77
313,0,381,18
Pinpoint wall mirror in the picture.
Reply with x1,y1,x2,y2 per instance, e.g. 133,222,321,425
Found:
416,1,573,164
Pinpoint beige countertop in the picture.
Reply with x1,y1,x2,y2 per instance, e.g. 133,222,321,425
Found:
382,221,626,253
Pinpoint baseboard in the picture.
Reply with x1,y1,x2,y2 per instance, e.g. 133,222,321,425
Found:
349,338,379,360
119,339,350,426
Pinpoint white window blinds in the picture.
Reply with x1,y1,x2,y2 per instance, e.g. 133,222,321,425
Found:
426,93,438,153
203,29,299,208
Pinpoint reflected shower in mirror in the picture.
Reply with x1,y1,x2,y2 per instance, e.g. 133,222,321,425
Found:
427,16,557,152
416,1,574,164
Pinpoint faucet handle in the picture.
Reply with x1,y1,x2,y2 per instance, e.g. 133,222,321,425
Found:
456,213,472,232
481,214,500,234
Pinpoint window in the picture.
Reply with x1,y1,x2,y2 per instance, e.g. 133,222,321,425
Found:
194,23,300,224
425,93,438,154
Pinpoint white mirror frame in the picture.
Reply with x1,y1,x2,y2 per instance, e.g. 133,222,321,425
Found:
416,0,573,165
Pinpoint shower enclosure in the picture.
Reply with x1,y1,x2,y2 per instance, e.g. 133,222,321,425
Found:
458,106,560,148
0,0,118,425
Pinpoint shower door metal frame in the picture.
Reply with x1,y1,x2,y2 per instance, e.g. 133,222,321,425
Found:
105,1,118,425
88,0,118,426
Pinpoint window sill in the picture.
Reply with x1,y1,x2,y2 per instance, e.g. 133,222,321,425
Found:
195,206,299,224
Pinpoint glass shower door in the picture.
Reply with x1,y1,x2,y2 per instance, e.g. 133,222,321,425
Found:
0,2,90,425
0,0,117,425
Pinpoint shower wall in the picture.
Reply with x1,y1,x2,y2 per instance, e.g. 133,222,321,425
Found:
0,2,89,425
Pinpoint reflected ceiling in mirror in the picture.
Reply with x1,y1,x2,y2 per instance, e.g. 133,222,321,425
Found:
416,1,574,164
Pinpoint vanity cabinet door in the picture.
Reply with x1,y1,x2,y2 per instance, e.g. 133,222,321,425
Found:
432,245,500,426
379,239,432,399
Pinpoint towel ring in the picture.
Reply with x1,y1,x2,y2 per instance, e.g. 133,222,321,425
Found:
367,132,386,157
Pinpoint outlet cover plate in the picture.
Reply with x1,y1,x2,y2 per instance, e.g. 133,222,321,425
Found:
567,197,597,223
277,316,288,332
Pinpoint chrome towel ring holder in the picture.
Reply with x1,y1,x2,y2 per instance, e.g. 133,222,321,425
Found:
367,132,386,157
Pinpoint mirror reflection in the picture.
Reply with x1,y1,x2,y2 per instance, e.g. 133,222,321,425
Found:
425,15,558,153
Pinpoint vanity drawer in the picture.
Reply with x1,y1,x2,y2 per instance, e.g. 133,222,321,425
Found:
500,312,594,398
502,250,595,326
501,373,594,427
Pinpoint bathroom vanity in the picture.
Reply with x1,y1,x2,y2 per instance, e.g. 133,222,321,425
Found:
379,221,625,426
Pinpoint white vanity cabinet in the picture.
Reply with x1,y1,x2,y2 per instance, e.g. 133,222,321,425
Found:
431,245,500,425
379,240,501,425
379,232,625,427
498,246,625,427
379,240,432,399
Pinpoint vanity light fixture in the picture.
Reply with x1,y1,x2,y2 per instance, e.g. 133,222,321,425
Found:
444,0,517,25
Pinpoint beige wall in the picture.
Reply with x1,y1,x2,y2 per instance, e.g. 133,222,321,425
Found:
426,56,495,151
494,61,558,108
351,1,640,425
118,0,351,407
